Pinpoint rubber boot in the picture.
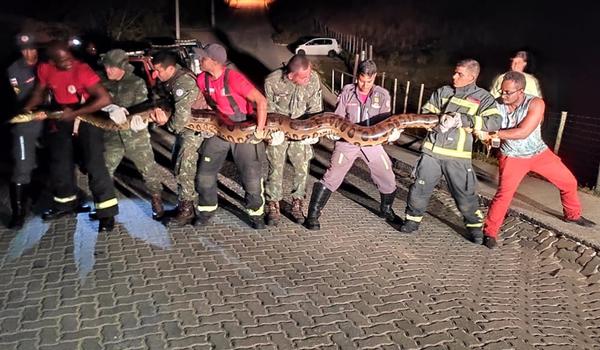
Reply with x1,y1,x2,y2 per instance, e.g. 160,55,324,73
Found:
9,183,27,229
379,191,396,222
304,182,332,230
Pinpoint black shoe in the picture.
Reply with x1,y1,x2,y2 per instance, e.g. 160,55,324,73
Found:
193,212,215,227
249,215,266,230
98,217,115,233
468,227,484,245
483,236,498,249
76,204,91,213
9,183,27,229
565,216,596,227
42,208,76,221
88,211,98,220
399,220,419,233
304,182,332,231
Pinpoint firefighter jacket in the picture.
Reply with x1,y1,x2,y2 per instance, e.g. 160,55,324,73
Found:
421,82,501,159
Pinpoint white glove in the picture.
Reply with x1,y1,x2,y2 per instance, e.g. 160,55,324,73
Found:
269,130,285,146
439,112,463,133
327,134,341,141
387,128,403,143
200,131,215,138
102,104,129,125
300,136,320,145
129,114,148,132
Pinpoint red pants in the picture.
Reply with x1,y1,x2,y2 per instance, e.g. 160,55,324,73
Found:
484,148,581,238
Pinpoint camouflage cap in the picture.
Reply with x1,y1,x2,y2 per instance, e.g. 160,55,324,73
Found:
102,49,129,69
16,33,36,49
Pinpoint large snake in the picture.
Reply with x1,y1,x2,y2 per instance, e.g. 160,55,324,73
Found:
9,108,440,146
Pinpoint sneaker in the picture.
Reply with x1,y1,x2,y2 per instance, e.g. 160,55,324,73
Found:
565,216,596,227
399,220,419,233
483,236,498,249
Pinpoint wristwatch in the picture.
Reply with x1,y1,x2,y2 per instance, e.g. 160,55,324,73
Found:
489,131,501,148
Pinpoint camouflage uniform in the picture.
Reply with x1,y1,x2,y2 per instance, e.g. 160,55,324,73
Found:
163,67,203,201
102,67,162,194
263,68,322,224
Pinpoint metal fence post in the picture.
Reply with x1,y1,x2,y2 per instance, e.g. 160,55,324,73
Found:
331,69,335,94
417,83,425,113
352,54,359,79
368,45,373,60
340,73,344,92
392,78,398,114
381,72,386,89
554,111,568,154
403,81,411,114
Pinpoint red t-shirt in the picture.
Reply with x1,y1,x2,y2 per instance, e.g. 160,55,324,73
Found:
196,69,255,122
37,60,101,105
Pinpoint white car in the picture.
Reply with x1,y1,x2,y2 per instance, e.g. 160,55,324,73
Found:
295,38,341,57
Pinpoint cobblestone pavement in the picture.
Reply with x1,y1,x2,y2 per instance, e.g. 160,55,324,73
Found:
0,144,599,350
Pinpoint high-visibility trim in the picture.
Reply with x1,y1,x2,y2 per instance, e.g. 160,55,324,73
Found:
474,210,483,219
449,97,478,114
247,179,265,216
422,102,440,114
466,223,483,228
457,128,467,152
96,198,118,209
481,108,500,117
197,204,218,212
54,195,77,203
381,154,389,170
423,142,472,159
337,153,344,165
472,115,483,131
405,214,423,222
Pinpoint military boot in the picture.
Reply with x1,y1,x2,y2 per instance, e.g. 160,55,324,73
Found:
399,220,419,233
291,198,305,224
193,211,215,227
249,215,266,230
151,193,164,220
44,203,91,221
265,201,280,226
8,183,27,229
379,191,396,223
98,216,115,233
168,200,195,227
304,182,332,231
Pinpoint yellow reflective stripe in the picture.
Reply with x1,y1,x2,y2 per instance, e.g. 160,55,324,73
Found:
466,223,483,228
96,198,118,209
406,214,423,222
247,179,265,216
449,97,478,114
481,108,500,117
441,97,450,105
474,210,483,219
422,102,440,114
423,142,472,159
472,115,483,130
457,128,467,152
197,204,218,212
54,195,77,203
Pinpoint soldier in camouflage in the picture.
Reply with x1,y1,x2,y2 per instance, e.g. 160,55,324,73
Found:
150,50,204,226
263,54,323,226
100,49,164,220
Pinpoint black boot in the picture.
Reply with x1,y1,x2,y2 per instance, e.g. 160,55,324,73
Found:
9,183,27,229
304,182,332,230
98,217,115,233
44,202,91,221
379,190,396,222
468,227,484,245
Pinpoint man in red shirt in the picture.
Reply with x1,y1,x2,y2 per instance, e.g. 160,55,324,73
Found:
23,41,119,232
193,43,268,229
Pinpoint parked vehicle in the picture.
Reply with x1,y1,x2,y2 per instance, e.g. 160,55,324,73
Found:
295,37,341,57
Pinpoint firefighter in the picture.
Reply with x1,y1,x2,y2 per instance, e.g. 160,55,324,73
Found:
193,43,268,229
7,33,42,229
23,40,119,232
481,71,595,249
304,60,402,230
399,59,502,244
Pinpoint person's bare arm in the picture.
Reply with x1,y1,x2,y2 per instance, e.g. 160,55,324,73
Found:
246,87,267,131
23,83,46,112
498,98,545,140
62,83,112,120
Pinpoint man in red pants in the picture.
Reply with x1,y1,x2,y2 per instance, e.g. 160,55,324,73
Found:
481,71,595,249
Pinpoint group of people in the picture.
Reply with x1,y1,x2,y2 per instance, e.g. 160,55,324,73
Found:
6,32,594,249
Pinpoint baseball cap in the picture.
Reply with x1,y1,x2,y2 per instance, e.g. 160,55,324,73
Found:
193,43,227,65
16,33,36,49
102,49,129,69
